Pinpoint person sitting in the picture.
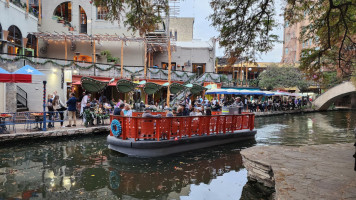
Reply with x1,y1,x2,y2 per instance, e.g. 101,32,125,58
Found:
176,106,184,116
165,107,174,117
103,101,112,114
142,107,161,118
189,107,200,116
91,98,98,107
140,101,145,111
83,102,94,127
113,104,125,116
196,107,203,116
110,98,116,108
124,104,133,117
95,104,109,124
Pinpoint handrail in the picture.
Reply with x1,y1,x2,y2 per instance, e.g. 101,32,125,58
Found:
110,113,255,141
16,86,27,108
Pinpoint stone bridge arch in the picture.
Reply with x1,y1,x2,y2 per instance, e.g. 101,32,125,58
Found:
313,81,356,111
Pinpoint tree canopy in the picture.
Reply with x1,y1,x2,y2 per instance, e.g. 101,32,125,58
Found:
285,0,356,79
94,0,168,36
258,65,311,91
210,0,355,79
209,0,279,64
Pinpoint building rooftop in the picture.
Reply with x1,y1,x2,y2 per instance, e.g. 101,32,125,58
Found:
176,40,213,48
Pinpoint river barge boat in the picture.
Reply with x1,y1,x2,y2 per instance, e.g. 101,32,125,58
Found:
108,113,256,157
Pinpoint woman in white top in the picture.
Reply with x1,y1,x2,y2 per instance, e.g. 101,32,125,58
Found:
53,95,66,127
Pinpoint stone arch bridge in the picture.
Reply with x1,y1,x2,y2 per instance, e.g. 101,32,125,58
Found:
313,81,356,111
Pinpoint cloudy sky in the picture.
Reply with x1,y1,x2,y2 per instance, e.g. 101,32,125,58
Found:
177,0,284,63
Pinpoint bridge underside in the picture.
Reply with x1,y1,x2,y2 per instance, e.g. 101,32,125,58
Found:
317,92,356,110
313,82,356,111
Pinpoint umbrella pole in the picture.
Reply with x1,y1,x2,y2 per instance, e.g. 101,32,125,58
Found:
166,40,172,107
64,37,67,61
120,40,124,78
38,0,41,24
144,41,147,79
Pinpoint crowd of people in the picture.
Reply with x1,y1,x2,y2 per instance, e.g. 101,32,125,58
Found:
46,90,311,128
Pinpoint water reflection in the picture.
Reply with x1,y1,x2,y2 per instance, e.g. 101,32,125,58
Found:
0,135,255,199
255,111,356,146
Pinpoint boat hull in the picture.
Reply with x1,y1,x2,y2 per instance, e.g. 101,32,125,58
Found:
107,130,257,157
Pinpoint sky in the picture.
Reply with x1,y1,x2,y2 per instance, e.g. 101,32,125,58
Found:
177,0,284,63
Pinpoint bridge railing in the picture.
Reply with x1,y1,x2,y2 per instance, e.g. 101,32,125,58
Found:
110,114,255,141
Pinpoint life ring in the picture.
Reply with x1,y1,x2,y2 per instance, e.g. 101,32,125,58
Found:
111,119,122,137
109,171,120,189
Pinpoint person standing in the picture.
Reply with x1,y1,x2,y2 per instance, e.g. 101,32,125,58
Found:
53,95,66,128
47,94,54,128
80,93,91,116
66,93,77,127
234,97,244,114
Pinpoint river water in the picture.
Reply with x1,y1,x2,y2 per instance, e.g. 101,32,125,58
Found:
0,111,355,199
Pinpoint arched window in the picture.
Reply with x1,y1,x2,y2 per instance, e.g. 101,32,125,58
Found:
25,34,37,57
79,6,87,34
7,25,22,55
53,2,72,23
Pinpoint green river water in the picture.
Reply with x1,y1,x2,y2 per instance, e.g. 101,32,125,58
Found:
0,111,355,199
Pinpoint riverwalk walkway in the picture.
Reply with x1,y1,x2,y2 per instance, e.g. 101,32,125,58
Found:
0,124,109,143
241,143,356,199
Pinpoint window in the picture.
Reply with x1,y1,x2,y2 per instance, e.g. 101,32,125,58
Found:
53,2,72,22
285,48,289,55
174,31,177,41
97,6,108,20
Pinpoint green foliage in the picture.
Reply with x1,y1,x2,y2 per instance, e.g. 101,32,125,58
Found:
320,71,342,89
219,74,229,83
100,50,120,64
258,65,311,91
94,0,168,36
285,0,356,79
209,0,279,63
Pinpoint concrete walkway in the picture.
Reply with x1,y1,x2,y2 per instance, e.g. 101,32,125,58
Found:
241,143,356,199
0,123,110,142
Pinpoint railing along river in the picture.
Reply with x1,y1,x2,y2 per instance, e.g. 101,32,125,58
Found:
110,113,255,141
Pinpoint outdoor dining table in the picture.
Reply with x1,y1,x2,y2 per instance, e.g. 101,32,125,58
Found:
0,114,12,134
30,113,48,130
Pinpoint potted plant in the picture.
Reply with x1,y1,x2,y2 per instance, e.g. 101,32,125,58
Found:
101,50,120,64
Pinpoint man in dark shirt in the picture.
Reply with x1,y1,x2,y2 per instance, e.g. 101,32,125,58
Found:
114,104,125,116
66,93,77,127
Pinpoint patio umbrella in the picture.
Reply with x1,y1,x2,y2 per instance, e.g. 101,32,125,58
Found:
12,65,45,83
0,67,12,82
116,79,146,93
144,82,162,95
81,77,109,93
